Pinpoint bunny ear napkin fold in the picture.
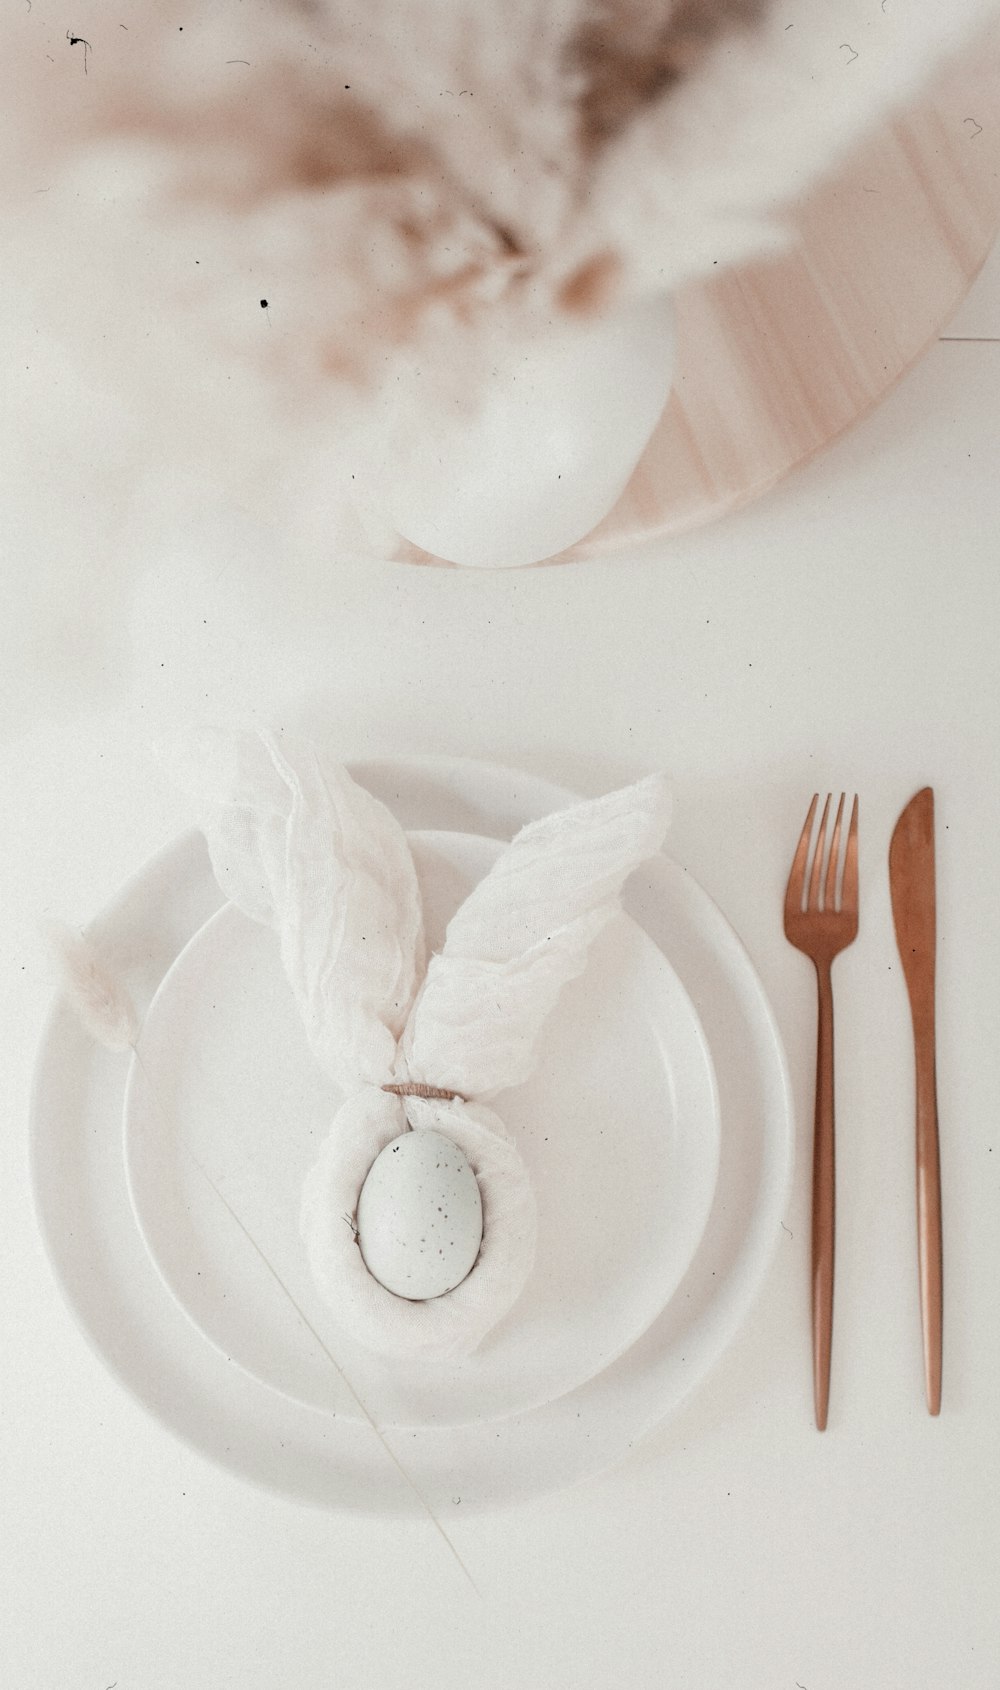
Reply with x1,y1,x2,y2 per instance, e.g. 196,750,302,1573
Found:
162,730,672,1360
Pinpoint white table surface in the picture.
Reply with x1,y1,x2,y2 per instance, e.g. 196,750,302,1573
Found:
4,239,1000,1690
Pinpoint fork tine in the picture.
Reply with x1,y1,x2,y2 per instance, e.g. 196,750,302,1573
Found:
841,795,859,912
824,793,846,911
808,794,831,911
785,793,819,916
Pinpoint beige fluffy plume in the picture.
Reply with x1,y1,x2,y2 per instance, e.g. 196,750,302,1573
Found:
42,920,139,1053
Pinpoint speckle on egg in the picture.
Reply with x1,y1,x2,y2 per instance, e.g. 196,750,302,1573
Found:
356,1129,483,1301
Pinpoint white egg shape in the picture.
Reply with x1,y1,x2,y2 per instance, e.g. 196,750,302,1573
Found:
356,1129,484,1301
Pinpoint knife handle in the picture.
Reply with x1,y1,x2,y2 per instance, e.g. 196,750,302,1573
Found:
811,960,835,1431
914,1027,943,1414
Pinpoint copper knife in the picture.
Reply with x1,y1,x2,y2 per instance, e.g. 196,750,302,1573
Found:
888,787,942,1414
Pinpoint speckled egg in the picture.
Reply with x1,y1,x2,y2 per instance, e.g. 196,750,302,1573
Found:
356,1129,484,1301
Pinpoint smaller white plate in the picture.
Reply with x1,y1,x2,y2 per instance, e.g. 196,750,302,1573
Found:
123,829,720,1428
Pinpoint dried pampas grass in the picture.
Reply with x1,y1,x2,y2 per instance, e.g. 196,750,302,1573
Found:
2,0,997,656
7,0,999,408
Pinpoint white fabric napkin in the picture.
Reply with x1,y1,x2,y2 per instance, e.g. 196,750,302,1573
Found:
164,729,671,1358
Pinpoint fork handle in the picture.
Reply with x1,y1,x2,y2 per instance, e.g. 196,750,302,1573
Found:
812,960,835,1431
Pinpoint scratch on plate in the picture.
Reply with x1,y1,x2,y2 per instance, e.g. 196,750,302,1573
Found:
183,1146,479,1593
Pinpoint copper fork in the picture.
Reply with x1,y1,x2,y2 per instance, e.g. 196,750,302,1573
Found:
783,793,859,1430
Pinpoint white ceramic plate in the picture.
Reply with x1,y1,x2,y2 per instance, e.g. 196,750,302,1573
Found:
123,829,720,1428
30,757,793,1513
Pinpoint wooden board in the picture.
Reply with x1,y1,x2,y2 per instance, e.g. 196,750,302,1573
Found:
398,32,1000,569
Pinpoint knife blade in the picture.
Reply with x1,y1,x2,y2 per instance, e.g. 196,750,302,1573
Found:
889,786,942,1415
